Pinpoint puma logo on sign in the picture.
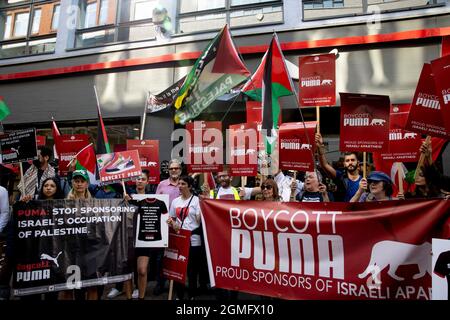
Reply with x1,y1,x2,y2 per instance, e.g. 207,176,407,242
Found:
40,251,63,267
358,241,431,284
321,79,332,85
370,118,386,126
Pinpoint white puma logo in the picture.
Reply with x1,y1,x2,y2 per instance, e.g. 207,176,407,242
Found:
358,241,431,284
40,251,63,267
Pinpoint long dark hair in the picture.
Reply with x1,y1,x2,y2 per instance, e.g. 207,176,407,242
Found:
38,177,65,200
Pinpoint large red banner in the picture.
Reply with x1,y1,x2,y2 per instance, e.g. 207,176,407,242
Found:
340,93,390,152
299,54,336,107
227,123,258,176
126,139,160,184
55,134,90,176
430,54,450,137
162,229,191,284
186,121,223,173
96,150,142,184
405,63,450,139
201,199,450,300
279,121,317,171
380,104,421,162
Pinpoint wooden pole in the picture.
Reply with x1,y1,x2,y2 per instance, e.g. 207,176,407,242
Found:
122,180,127,198
316,106,320,133
241,176,247,188
168,280,174,300
290,170,297,201
397,162,404,194
414,135,432,180
363,152,367,179
19,162,25,195
140,92,149,140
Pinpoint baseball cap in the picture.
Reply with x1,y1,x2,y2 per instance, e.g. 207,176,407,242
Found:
72,169,89,183
367,171,392,184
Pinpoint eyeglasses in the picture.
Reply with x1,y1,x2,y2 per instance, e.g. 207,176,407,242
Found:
261,185,273,190
169,167,181,171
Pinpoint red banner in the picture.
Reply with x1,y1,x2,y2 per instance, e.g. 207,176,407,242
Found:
279,121,317,171
56,134,90,176
246,101,262,123
36,135,46,146
299,54,336,107
201,199,450,300
431,55,450,137
227,123,258,176
405,63,450,139
162,229,191,284
380,104,421,162
186,121,223,173
126,139,160,184
96,150,142,184
340,93,390,152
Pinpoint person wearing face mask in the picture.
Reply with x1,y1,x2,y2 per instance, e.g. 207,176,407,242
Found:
18,146,56,201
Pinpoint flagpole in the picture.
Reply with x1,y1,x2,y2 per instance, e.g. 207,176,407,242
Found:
168,280,174,300
140,92,149,140
316,106,320,133
397,162,404,194
19,162,25,195
93,85,100,110
363,152,367,179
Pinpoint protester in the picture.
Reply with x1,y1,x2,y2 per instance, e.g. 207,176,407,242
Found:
38,177,65,200
205,169,261,200
18,146,56,200
316,133,362,201
260,178,282,202
167,175,203,300
273,170,303,202
296,171,330,202
0,185,9,233
350,171,394,202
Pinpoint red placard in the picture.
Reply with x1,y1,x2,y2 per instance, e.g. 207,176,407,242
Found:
246,100,262,123
299,53,336,107
201,199,450,300
340,93,390,152
56,134,90,176
380,104,422,162
279,121,317,171
162,229,191,284
126,140,160,184
227,123,258,176
430,54,450,138
405,63,450,139
36,135,46,146
96,150,142,184
442,35,450,57
186,121,223,173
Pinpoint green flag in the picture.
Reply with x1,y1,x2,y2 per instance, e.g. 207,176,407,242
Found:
0,98,11,121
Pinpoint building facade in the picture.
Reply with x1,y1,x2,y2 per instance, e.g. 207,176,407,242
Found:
0,0,449,171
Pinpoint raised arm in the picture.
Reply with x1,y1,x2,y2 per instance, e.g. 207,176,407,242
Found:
316,133,337,179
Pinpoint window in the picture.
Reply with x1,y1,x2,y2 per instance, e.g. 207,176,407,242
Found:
84,2,97,28
99,0,109,24
51,4,59,30
133,0,155,20
0,1,59,58
178,0,283,34
31,8,41,34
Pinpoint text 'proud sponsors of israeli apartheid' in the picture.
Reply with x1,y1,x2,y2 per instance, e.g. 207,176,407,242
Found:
96,149,142,184
279,121,317,171
228,123,259,176
126,139,160,184
56,134,90,176
299,53,336,107
339,93,390,152
380,104,422,162
200,199,450,300
0,128,37,164
13,199,135,296
405,63,450,139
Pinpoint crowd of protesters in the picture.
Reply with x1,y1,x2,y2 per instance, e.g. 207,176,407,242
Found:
0,135,449,301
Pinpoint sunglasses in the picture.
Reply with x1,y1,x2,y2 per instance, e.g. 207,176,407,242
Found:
169,167,181,171
261,185,273,190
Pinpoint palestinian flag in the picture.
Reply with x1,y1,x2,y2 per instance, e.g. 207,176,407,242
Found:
96,103,111,154
174,25,250,125
0,97,11,121
242,34,295,154
52,118,62,159
74,143,98,184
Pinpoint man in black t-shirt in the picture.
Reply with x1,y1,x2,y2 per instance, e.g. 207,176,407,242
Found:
137,198,168,242
434,250,450,300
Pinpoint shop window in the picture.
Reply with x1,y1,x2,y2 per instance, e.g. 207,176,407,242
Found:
51,4,59,30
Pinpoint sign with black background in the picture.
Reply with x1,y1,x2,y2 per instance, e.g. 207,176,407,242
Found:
0,128,37,164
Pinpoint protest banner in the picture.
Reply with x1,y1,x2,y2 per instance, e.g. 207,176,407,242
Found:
299,54,336,107
228,123,258,176
340,93,390,152
162,229,191,284
96,150,142,184
430,54,450,137
279,121,317,171
0,128,37,164
200,199,450,300
126,139,160,184
12,199,134,296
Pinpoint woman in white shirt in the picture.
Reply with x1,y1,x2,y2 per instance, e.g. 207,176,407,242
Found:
167,175,203,300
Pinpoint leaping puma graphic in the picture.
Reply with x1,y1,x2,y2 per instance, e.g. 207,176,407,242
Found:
358,241,431,284
40,251,63,267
